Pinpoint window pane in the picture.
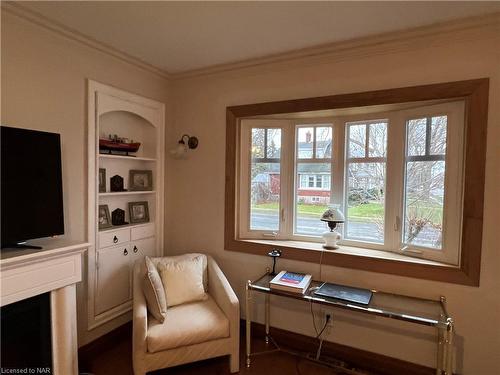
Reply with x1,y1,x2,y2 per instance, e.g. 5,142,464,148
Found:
348,124,366,158
430,116,447,155
407,118,426,156
315,126,332,158
295,162,331,236
250,162,280,230
345,162,385,243
266,129,282,158
251,128,265,158
322,175,331,190
300,175,308,188
368,122,387,157
297,127,314,159
403,161,445,248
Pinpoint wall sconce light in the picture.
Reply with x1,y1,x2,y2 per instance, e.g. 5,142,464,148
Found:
170,134,198,158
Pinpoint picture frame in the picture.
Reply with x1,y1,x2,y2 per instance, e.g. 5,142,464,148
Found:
129,201,150,223
129,170,153,191
99,168,106,193
98,204,112,229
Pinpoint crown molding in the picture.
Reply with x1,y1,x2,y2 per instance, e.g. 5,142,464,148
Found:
172,11,500,80
2,2,499,82
1,2,171,80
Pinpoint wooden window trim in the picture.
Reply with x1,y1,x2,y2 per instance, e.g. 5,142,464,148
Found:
225,79,489,286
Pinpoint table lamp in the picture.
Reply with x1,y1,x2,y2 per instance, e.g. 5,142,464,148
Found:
320,206,345,249
267,248,282,276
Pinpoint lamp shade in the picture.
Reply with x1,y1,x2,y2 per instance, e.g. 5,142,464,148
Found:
170,142,187,158
320,206,345,223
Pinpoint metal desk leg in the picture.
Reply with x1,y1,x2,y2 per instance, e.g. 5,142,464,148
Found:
265,293,270,344
444,319,454,375
436,325,444,375
246,280,252,368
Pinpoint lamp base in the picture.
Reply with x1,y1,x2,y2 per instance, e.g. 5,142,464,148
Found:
322,245,339,250
322,230,341,250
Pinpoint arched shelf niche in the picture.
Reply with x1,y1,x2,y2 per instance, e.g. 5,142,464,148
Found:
99,110,157,159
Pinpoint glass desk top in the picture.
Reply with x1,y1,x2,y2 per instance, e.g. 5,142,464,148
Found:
249,273,451,328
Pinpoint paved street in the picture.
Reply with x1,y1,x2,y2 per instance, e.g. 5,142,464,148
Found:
250,210,441,246
250,211,382,241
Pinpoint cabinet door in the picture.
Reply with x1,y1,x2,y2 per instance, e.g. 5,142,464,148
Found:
130,237,156,262
95,244,131,315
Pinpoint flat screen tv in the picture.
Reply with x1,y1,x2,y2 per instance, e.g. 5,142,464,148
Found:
1,126,64,249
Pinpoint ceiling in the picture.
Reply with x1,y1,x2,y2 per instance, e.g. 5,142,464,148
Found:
15,1,500,74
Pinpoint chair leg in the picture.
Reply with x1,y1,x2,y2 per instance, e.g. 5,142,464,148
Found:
230,353,240,373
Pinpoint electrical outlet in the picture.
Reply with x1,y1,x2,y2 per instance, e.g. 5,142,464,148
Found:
325,313,333,327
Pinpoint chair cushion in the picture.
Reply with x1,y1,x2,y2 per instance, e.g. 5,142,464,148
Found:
146,296,229,353
158,256,207,307
142,257,167,323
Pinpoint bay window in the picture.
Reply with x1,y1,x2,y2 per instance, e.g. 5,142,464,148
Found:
226,79,489,285
239,101,464,265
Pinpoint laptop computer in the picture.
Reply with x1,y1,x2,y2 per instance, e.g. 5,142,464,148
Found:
314,282,373,305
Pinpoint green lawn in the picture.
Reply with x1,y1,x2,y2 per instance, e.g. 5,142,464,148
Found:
348,203,384,221
252,201,442,224
253,202,384,220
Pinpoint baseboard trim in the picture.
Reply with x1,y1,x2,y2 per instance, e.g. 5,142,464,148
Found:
243,320,437,375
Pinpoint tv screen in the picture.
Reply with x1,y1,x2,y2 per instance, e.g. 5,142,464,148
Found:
1,126,64,248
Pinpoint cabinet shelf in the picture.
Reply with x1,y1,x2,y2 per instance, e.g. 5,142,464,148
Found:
99,154,156,162
99,190,156,197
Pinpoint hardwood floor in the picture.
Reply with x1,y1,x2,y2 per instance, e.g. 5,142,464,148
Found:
78,324,371,375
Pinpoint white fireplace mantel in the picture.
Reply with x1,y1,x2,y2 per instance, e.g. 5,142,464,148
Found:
1,239,89,375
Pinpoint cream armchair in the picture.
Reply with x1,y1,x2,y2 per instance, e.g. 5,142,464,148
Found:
132,254,240,375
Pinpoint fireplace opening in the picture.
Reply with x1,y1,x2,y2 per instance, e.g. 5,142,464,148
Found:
1,292,53,372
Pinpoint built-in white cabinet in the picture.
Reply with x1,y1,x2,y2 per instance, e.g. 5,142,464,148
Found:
87,81,164,329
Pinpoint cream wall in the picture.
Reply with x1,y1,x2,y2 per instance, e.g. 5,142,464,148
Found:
1,11,171,344
166,24,500,374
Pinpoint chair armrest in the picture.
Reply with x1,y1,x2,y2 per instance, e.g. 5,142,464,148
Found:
207,257,240,337
133,260,148,357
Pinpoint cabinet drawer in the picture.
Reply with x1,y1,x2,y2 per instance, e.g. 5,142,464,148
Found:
99,228,130,248
131,223,155,240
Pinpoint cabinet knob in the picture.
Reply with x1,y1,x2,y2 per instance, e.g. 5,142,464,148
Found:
113,236,118,243
123,249,128,256
133,246,138,253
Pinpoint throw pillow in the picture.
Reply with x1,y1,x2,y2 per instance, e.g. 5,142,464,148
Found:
142,256,167,323
155,253,208,292
158,256,207,307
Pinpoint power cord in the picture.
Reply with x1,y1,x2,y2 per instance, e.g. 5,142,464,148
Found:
309,248,330,360
318,248,325,281
315,314,331,339
310,298,332,361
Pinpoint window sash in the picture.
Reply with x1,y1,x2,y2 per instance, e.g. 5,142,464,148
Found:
293,122,334,238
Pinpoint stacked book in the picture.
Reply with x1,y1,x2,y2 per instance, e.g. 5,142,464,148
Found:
270,271,312,294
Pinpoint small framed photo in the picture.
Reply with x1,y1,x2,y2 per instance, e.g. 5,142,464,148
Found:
129,201,150,224
99,168,106,193
98,204,112,229
129,170,153,191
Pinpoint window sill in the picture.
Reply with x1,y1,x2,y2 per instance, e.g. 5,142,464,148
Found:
248,239,452,267
225,237,477,286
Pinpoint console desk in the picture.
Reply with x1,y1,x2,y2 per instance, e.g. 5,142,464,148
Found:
245,271,454,375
